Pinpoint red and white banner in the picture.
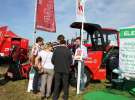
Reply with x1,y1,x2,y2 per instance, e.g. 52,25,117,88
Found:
76,0,87,95
35,0,56,32
76,0,86,22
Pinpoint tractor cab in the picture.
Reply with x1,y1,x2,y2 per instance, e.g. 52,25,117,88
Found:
101,28,119,51
70,22,119,51
70,22,119,86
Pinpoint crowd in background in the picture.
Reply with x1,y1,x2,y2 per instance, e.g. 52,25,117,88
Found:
29,34,88,100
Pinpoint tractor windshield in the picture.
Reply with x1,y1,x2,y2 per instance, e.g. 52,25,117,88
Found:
93,30,103,45
83,31,91,44
108,34,117,46
70,22,105,50
102,30,118,47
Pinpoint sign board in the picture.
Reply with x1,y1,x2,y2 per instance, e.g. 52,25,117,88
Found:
119,28,135,78
74,48,83,61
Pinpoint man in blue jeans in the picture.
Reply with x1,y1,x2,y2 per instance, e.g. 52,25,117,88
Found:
30,37,44,93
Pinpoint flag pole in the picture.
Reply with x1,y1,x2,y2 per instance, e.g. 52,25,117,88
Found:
77,0,85,95
33,0,38,44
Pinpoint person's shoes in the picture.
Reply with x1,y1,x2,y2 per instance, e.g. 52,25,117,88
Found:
62,95,68,100
32,90,39,94
32,89,41,94
41,96,45,100
46,96,50,100
32,90,37,94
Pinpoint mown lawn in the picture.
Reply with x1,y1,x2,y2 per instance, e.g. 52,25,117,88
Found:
0,65,134,100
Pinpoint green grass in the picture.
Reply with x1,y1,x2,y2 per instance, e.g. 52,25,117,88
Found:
0,65,134,100
0,79,84,100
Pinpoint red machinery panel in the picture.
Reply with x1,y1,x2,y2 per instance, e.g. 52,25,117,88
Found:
85,51,106,80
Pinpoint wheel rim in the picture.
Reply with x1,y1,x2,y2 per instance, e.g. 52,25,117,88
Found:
83,73,87,83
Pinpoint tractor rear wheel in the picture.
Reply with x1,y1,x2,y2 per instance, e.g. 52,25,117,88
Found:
84,67,91,87
106,49,119,81
70,67,91,87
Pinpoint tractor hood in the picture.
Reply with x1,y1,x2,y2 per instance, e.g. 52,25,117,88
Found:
70,22,102,33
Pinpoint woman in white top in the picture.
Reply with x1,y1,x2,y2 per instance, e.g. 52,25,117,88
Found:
35,43,54,100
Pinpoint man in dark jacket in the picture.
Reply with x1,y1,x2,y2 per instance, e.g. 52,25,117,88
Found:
53,34,65,49
52,39,72,100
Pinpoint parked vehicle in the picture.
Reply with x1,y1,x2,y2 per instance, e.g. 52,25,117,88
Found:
69,22,119,87
0,26,30,79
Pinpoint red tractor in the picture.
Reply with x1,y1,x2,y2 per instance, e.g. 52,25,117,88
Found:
69,22,119,86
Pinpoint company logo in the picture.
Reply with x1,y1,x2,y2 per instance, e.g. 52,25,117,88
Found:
124,30,135,36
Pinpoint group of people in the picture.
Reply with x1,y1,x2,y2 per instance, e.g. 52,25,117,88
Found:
30,34,88,100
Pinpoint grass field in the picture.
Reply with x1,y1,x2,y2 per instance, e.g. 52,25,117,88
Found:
0,65,135,100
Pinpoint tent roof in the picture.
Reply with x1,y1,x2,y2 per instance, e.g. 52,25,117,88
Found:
0,26,8,32
6,31,19,38
0,26,20,38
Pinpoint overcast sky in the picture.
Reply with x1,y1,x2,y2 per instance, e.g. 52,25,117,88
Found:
0,0,135,44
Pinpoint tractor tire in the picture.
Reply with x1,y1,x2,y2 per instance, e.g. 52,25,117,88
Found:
84,67,91,87
106,49,119,81
69,67,91,87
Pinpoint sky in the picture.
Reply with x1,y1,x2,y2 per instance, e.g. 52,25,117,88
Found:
0,0,135,44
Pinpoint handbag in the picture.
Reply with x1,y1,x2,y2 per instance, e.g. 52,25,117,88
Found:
38,67,44,74
27,67,36,92
38,54,48,74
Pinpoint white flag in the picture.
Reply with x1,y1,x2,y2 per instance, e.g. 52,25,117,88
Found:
76,0,86,22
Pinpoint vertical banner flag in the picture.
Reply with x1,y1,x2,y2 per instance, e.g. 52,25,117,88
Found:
119,27,135,78
76,0,86,22
35,0,56,32
76,0,87,95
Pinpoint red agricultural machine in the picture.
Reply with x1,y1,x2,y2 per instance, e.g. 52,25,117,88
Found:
69,22,119,86
0,26,29,59
0,26,30,79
